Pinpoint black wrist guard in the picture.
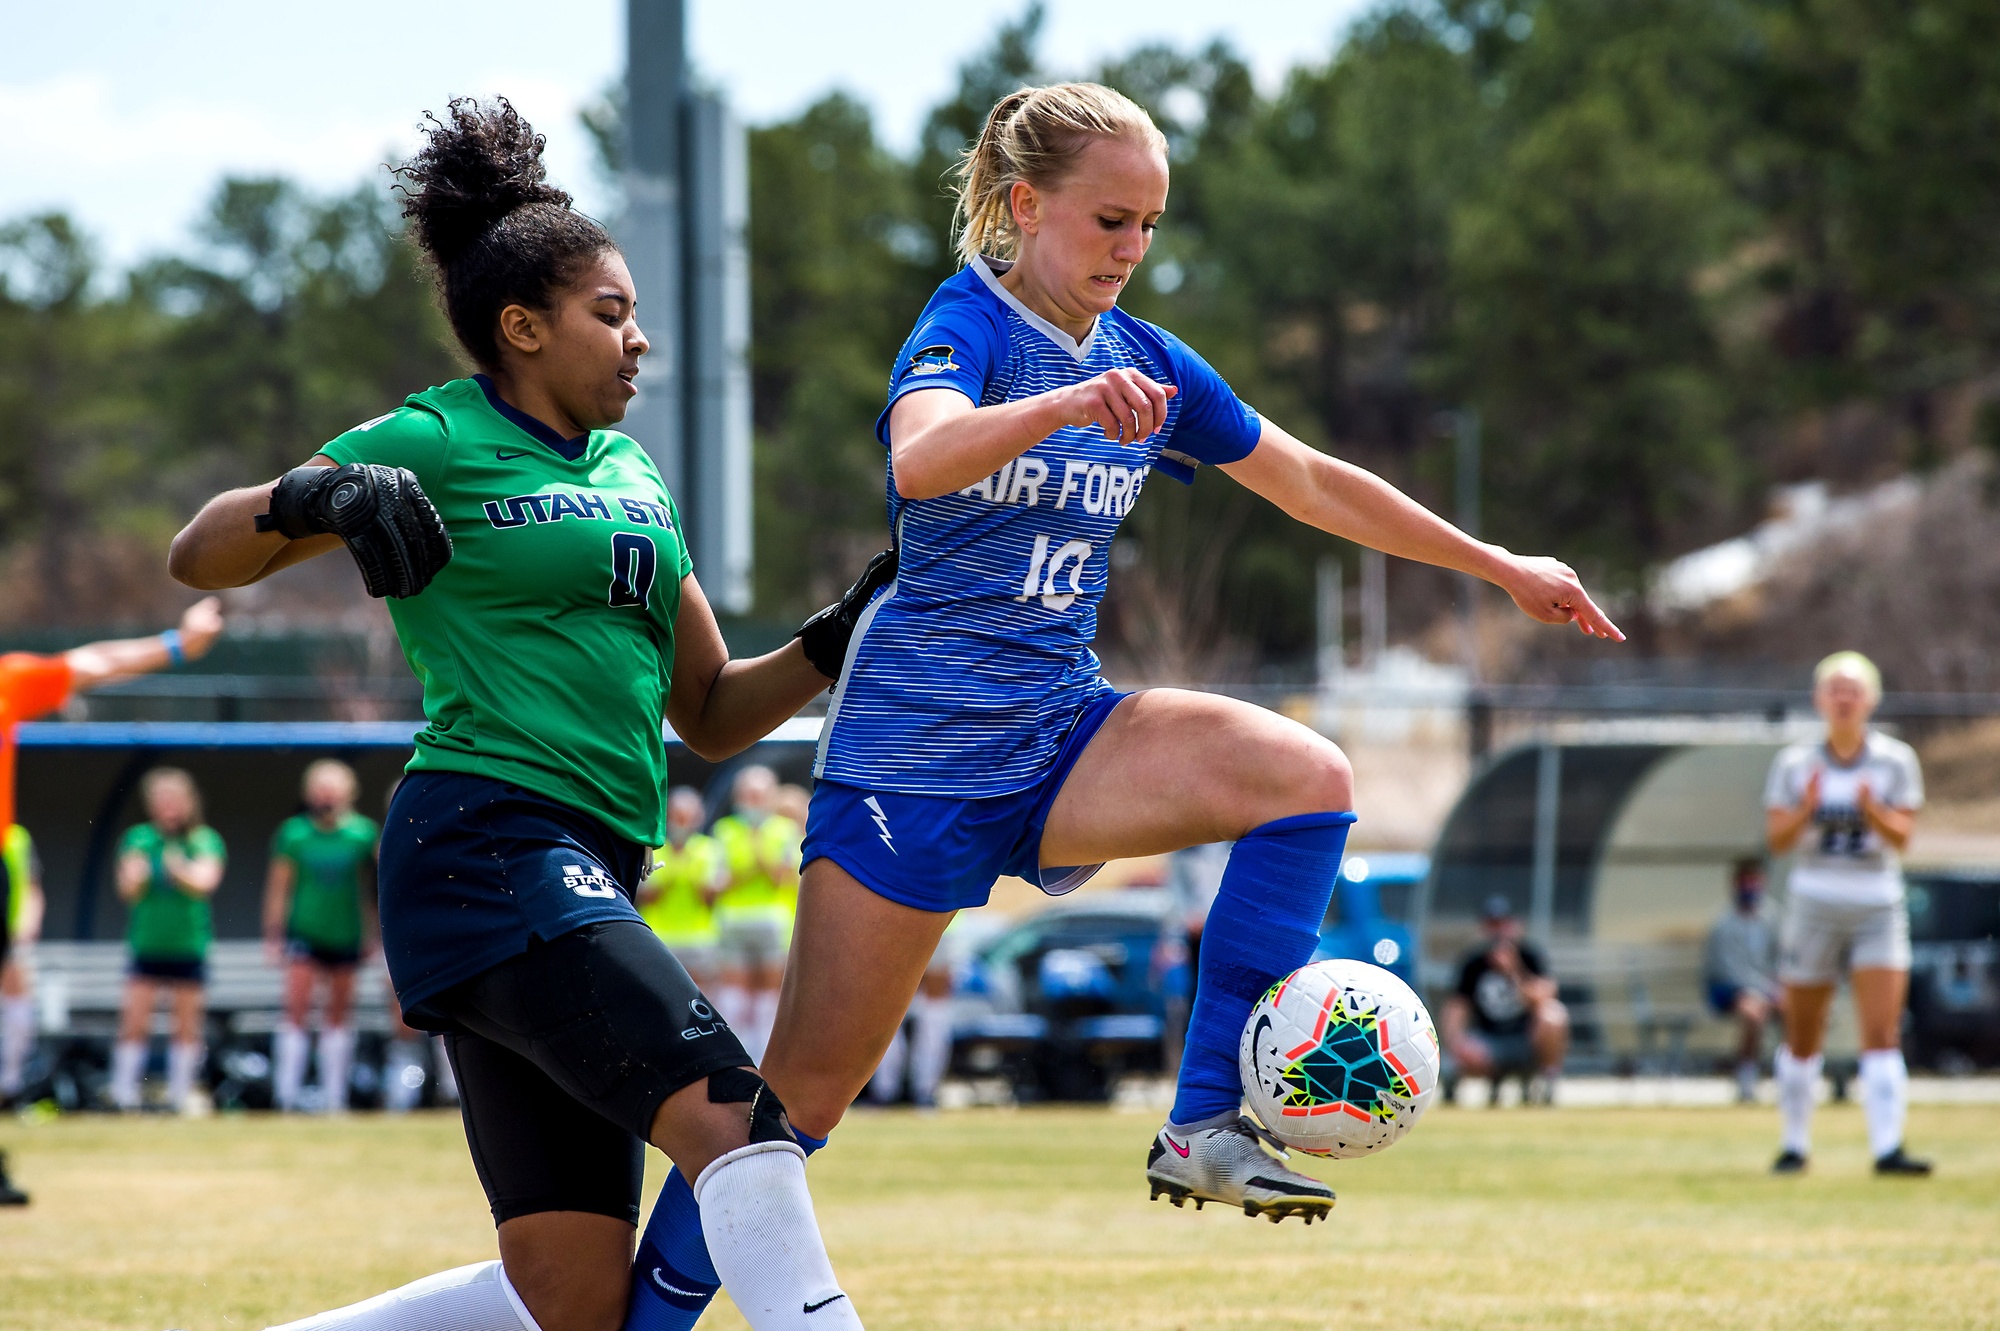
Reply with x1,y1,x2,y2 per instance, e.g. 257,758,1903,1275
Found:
794,547,897,680
255,463,453,599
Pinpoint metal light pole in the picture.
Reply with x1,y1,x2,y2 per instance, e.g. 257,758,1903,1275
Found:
623,0,686,498
624,0,753,613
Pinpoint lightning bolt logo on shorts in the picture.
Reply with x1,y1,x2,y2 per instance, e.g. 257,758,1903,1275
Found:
862,795,897,854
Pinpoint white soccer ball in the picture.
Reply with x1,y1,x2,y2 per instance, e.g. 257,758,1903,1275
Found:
1239,958,1440,1158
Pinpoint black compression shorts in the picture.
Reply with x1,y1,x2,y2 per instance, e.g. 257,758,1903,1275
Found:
431,919,750,1226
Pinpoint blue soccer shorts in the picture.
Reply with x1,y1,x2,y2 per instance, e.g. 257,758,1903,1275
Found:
802,689,1129,912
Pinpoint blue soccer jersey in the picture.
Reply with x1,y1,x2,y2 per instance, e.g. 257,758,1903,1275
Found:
814,257,1262,797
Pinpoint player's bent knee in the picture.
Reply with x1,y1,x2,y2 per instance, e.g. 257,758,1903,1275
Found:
655,1067,797,1178
1297,740,1355,812
1237,734,1351,825
774,1073,858,1140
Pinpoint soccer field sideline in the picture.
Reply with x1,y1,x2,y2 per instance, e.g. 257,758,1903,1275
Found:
3,1101,1996,1331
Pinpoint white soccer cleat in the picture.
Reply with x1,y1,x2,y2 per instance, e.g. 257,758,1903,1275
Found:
1146,1114,1335,1224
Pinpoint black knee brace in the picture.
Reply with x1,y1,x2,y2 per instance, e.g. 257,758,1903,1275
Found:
707,1066,794,1145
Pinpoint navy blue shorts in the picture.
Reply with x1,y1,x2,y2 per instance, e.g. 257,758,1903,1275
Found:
803,689,1128,912
287,939,361,969
130,955,206,984
378,771,650,1028
1707,982,1775,1015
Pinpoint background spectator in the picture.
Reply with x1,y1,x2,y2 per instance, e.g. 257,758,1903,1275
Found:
711,765,800,1061
869,918,968,1109
1705,858,1782,1103
1764,651,1929,1174
0,823,43,1105
1159,842,1231,1074
111,768,225,1113
263,760,379,1114
638,786,727,995
1442,896,1569,1103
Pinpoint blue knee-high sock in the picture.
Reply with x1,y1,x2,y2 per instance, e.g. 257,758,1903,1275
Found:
623,1126,830,1330
1171,811,1354,1127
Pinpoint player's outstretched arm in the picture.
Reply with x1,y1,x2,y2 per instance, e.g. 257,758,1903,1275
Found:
1220,420,1625,641
168,457,345,590
64,597,225,692
666,574,830,762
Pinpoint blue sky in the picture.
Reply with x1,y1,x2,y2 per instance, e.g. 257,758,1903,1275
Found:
3,0,1370,270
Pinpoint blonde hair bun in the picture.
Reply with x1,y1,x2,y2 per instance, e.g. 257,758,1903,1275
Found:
952,82,1167,267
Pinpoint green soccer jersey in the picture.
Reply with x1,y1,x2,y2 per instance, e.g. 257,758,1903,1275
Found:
320,378,693,845
120,823,226,960
272,812,379,951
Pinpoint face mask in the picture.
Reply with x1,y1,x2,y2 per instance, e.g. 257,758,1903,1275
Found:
1736,889,1762,911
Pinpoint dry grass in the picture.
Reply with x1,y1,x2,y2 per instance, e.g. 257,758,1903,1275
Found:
2,1101,1997,1330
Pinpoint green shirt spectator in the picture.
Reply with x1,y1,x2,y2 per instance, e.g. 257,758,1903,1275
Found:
120,821,227,961
269,811,380,954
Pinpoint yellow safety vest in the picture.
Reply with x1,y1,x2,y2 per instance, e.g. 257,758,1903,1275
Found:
711,814,801,925
642,833,723,948
3,824,33,939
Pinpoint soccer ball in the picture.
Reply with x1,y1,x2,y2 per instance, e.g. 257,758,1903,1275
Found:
1239,958,1440,1158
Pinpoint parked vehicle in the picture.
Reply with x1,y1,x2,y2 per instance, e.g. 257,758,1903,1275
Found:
1312,853,1426,986
1905,869,2000,1070
952,890,1171,1101
950,855,1433,1102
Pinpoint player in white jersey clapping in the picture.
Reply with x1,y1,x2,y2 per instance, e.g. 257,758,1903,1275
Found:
1764,652,1930,1176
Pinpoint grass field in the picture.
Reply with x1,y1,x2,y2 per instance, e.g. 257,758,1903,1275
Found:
3,1101,1997,1330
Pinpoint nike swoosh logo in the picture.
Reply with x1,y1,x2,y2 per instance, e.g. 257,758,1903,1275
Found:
1165,1134,1190,1158
650,1268,705,1298
804,1294,848,1314
496,449,533,460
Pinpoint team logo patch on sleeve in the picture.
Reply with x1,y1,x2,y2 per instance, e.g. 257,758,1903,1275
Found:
906,344,959,377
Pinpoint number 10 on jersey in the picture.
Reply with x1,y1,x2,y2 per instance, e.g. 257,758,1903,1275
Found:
1019,534,1093,612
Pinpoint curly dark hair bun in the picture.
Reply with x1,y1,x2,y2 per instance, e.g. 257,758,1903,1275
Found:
394,97,615,369
399,97,569,263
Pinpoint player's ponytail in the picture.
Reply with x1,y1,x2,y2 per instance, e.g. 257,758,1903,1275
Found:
394,97,616,369
952,82,1168,268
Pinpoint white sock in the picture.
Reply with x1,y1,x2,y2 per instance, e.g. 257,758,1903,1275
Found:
868,1025,907,1103
317,1026,356,1113
909,997,953,1106
0,995,34,1095
167,1041,203,1112
1775,1045,1821,1156
274,1023,310,1111
695,1143,863,1330
384,1039,425,1114
431,1037,458,1104
1858,1049,1908,1160
264,1259,539,1331
111,1040,145,1109
1735,1059,1759,1101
